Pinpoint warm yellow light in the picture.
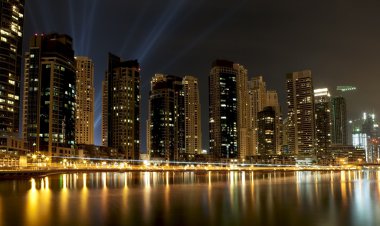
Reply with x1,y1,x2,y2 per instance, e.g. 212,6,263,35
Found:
32,154,37,160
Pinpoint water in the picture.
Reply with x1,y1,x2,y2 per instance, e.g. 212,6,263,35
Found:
1,170,380,226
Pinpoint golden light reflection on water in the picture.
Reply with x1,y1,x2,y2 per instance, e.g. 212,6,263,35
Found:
25,178,38,226
24,177,52,226
164,172,171,221
143,172,151,223
341,171,347,205
60,174,68,223
3,170,380,226
122,172,129,219
101,172,108,224
80,173,89,225
250,172,255,206
241,171,246,210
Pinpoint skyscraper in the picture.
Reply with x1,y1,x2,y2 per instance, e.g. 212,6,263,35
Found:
248,76,267,156
331,96,347,145
257,106,276,155
209,60,249,161
104,53,140,160
75,56,94,145
148,74,184,161
314,88,332,157
286,70,315,156
0,0,24,146
101,76,108,146
183,76,202,156
23,34,76,155
266,90,282,154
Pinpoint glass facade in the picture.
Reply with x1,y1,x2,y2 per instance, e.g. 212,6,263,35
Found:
258,106,276,155
23,34,76,154
106,54,140,160
209,60,240,161
0,0,24,145
149,74,184,161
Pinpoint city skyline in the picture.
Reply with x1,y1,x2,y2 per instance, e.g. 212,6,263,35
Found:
22,0,380,150
3,2,380,226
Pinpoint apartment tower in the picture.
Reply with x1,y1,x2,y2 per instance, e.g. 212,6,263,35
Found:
286,70,315,156
75,56,94,145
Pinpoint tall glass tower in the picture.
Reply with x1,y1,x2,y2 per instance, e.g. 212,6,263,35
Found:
104,53,140,160
0,0,24,146
23,34,76,156
209,60,249,161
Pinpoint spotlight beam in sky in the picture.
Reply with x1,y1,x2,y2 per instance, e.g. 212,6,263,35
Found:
136,0,187,63
28,1,49,32
25,3,39,34
84,0,100,56
119,0,152,57
67,0,76,47
94,93,102,128
161,0,248,72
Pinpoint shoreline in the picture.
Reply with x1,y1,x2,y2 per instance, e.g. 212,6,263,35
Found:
0,166,368,179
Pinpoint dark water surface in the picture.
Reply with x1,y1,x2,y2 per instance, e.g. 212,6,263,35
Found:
1,170,380,226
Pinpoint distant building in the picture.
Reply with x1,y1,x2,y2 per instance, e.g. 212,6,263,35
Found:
75,56,94,145
314,88,332,158
286,70,315,156
257,106,276,155
266,90,282,154
76,144,119,159
248,76,266,156
209,60,250,161
101,76,108,146
104,53,140,160
351,113,379,163
336,86,356,92
0,0,25,147
23,34,76,156
148,74,184,161
331,96,347,145
183,76,202,156
329,145,365,164
281,117,290,154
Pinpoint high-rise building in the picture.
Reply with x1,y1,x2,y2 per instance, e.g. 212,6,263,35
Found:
148,74,184,161
104,53,140,160
209,60,250,161
248,76,266,156
183,76,202,156
314,88,332,157
281,117,290,154
331,96,347,145
23,34,76,155
286,70,315,156
75,56,94,145
266,90,282,154
235,64,250,160
257,106,276,155
0,0,24,146
101,77,108,146
146,119,150,155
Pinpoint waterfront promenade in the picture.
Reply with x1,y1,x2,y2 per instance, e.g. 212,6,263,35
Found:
0,163,366,179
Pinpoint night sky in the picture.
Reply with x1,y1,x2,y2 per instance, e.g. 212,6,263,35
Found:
24,0,380,150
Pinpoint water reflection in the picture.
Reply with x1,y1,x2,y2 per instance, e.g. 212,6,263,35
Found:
1,171,380,225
